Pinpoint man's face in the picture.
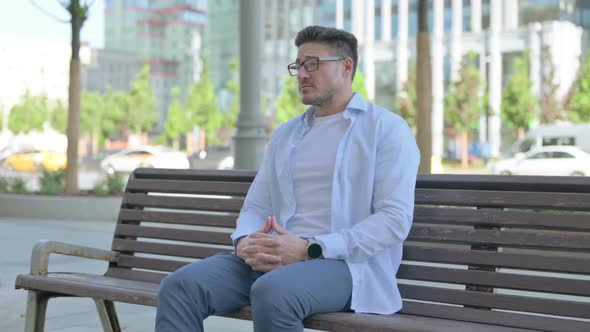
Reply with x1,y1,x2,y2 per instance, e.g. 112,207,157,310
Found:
295,42,348,106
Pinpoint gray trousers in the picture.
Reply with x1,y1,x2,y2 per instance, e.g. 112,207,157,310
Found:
155,253,352,332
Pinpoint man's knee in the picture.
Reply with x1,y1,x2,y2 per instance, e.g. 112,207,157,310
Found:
250,274,304,316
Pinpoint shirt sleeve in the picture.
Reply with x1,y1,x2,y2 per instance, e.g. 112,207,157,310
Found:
230,132,277,246
315,117,420,262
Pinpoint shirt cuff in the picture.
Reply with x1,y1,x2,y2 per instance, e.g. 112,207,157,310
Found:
314,233,347,260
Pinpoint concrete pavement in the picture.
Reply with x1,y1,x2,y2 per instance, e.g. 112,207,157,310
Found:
0,217,263,331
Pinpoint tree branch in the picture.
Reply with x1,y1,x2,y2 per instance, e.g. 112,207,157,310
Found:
31,0,69,23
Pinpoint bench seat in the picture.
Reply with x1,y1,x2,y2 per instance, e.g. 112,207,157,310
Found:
15,168,590,332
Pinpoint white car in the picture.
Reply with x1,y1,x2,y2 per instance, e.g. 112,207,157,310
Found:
100,146,190,174
491,146,590,176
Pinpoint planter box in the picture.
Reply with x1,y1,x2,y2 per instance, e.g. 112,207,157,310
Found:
0,193,122,222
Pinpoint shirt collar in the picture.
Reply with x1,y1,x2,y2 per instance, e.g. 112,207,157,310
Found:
301,92,368,129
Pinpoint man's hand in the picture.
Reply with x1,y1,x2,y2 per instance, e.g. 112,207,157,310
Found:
236,217,282,272
268,216,309,265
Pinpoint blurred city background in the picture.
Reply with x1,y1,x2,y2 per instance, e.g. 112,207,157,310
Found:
1,0,590,197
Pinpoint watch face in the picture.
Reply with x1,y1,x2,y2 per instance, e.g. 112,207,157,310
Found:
308,243,323,259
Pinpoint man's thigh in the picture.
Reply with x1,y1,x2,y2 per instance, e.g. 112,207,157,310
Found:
165,252,261,314
251,259,352,315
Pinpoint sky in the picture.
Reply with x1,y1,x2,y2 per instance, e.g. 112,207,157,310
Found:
0,0,104,47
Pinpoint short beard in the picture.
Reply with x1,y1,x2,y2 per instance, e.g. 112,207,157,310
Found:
300,87,337,106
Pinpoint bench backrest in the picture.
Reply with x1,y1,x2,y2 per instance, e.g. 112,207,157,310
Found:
108,168,590,332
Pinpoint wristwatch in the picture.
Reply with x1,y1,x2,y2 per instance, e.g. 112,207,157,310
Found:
307,238,324,259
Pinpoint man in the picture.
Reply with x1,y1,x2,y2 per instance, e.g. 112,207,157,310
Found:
156,25,420,332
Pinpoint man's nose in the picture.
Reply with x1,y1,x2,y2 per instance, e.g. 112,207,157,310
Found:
297,66,310,80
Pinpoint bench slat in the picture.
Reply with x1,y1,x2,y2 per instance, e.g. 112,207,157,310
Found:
400,301,588,332
115,224,233,246
105,267,168,284
408,225,590,251
117,255,189,272
399,284,590,318
111,239,232,259
126,178,250,196
132,168,256,182
119,209,237,228
403,244,590,274
398,264,590,296
415,188,590,210
122,193,244,212
413,207,590,231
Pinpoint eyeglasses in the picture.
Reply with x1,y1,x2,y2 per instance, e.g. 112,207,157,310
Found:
287,56,345,76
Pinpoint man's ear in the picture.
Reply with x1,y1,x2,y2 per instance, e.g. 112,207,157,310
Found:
343,57,354,79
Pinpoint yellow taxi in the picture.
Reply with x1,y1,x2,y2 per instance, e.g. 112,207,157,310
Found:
3,149,67,172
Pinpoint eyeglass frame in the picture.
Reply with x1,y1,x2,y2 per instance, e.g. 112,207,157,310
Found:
287,56,346,76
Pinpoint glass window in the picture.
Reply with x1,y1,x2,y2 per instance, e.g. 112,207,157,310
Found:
550,152,574,159
528,152,549,159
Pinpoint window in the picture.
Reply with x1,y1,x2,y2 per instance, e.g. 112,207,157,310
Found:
550,152,574,159
528,152,549,159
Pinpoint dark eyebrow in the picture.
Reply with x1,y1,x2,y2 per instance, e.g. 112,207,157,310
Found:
294,56,318,63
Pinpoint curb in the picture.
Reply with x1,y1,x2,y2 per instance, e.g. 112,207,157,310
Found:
0,194,122,222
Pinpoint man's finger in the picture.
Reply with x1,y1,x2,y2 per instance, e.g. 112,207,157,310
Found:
254,252,282,264
247,237,280,247
241,244,279,255
249,232,276,239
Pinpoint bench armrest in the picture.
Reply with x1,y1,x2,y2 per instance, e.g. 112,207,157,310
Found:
29,240,120,275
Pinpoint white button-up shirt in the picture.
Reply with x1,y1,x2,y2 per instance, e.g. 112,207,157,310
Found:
231,93,420,314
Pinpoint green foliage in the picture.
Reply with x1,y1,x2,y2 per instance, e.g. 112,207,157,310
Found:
0,177,9,193
39,169,65,195
8,90,49,134
444,52,482,133
50,100,68,133
222,58,240,129
11,178,27,194
501,50,538,130
165,87,186,141
568,55,590,123
128,65,157,134
187,54,221,145
395,63,417,130
352,71,369,100
92,173,125,196
275,76,306,125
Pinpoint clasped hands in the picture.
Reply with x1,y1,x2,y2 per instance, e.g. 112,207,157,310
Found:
236,216,308,272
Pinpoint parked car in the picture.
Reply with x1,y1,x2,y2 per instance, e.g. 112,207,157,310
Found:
490,146,590,176
2,149,67,172
100,146,190,174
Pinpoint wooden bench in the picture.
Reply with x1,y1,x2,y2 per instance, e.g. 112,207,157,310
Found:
15,168,590,332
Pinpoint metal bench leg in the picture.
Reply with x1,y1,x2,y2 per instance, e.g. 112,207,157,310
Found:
24,291,49,332
94,299,121,332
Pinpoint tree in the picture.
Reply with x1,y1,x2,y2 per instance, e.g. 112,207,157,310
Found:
164,87,186,149
50,99,68,133
395,63,417,130
275,75,306,125
186,55,221,147
445,52,482,168
540,46,563,123
501,50,537,139
8,90,48,133
80,89,126,153
128,64,157,137
568,55,590,123
416,0,432,173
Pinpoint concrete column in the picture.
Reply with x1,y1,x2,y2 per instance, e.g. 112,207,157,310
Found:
432,0,444,171
352,0,364,45
503,0,518,30
234,0,267,170
471,0,481,33
451,0,463,82
489,0,502,157
336,0,344,29
381,0,392,42
396,0,409,91
364,0,375,100
270,0,279,105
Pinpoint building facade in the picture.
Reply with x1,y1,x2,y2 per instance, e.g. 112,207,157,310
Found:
104,0,207,132
207,0,589,162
